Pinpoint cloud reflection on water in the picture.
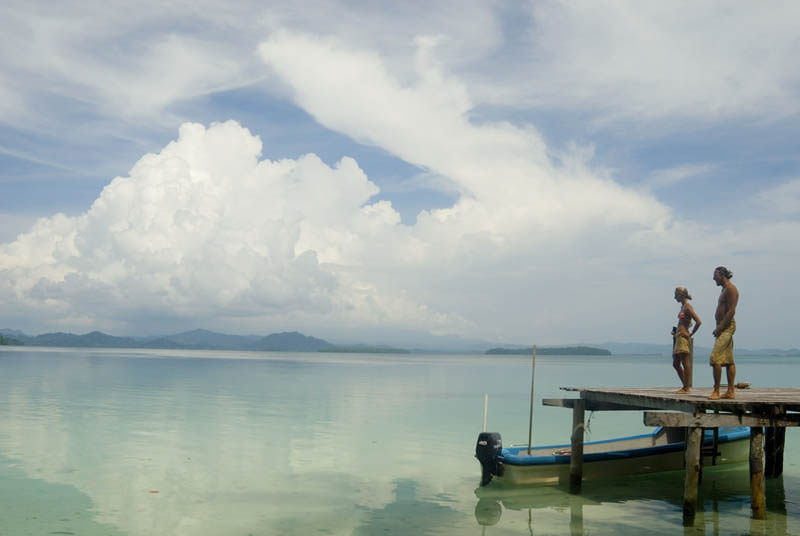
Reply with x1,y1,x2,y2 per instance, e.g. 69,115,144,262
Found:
0,349,478,535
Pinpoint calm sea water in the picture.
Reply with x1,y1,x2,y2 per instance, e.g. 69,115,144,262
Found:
0,347,798,535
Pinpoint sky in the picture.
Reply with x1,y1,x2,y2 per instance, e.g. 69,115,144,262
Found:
1,1,799,349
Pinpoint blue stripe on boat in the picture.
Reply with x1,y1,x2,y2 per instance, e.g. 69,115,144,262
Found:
499,426,750,466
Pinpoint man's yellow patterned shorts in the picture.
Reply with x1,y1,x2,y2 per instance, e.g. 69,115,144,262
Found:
710,320,736,366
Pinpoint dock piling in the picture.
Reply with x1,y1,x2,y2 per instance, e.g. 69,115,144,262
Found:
569,399,585,494
750,426,767,519
682,426,702,525
765,427,785,478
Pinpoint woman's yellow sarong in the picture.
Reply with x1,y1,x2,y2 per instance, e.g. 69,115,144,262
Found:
673,333,690,355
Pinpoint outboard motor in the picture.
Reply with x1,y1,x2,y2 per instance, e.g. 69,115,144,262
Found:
475,432,503,486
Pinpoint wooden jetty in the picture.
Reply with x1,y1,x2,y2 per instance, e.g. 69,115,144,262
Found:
544,386,800,526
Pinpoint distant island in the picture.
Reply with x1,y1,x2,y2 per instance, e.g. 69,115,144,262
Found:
486,346,611,356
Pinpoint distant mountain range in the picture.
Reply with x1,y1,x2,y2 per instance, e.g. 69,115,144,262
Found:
0,328,408,354
0,327,797,356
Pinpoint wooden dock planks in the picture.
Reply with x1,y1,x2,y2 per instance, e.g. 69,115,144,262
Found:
549,386,800,414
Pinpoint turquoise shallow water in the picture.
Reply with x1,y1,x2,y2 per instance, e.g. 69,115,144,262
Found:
0,347,798,535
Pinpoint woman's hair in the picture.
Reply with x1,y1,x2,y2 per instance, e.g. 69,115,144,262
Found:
676,286,692,300
715,266,733,279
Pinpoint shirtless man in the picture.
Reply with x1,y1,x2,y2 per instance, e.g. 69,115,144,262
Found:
709,266,739,400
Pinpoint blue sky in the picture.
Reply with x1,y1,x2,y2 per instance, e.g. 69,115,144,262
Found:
1,1,799,349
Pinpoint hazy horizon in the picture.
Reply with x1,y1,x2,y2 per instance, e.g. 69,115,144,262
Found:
3,326,798,354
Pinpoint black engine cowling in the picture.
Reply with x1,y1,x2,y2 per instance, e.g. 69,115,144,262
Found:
475,432,503,486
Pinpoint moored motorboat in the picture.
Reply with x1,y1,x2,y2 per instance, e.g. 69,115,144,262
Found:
476,426,750,487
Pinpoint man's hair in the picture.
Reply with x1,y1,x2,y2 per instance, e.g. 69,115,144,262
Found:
715,266,733,279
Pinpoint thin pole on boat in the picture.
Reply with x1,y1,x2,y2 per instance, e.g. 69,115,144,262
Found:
527,345,536,455
482,393,488,432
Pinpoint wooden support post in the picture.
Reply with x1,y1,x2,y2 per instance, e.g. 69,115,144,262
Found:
750,426,767,520
775,427,786,477
683,426,702,526
698,427,704,485
765,427,786,478
569,399,585,494
766,427,775,477
712,427,719,465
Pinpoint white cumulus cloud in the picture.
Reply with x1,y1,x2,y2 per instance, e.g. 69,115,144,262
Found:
0,121,448,334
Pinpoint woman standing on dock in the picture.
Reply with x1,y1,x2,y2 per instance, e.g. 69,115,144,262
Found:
673,286,701,393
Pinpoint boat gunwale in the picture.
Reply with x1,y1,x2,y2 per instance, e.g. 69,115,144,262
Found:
499,426,750,466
